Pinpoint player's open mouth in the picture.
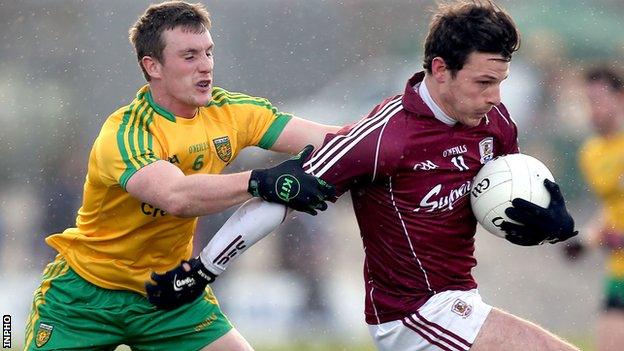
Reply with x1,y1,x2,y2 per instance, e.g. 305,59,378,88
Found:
196,80,211,88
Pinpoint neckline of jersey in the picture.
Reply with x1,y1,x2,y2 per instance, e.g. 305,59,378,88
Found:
143,89,201,124
417,80,457,126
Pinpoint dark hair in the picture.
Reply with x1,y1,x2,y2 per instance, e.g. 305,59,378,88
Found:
585,66,624,92
129,1,212,81
423,0,520,76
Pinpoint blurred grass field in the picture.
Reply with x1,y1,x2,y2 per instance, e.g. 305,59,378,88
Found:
131,337,593,350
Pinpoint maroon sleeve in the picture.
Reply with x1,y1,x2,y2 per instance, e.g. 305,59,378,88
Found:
303,98,405,197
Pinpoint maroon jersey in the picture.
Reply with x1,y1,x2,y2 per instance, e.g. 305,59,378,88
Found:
304,72,519,324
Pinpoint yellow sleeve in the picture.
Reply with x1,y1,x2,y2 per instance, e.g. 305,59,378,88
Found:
211,88,292,149
253,105,293,149
95,106,162,190
578,140,618,198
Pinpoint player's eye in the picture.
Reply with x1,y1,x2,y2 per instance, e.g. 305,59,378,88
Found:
185,56,194,61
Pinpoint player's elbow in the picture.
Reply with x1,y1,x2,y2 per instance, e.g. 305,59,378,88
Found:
161,196,196,218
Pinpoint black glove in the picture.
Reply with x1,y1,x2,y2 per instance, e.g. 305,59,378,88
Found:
248,145,335,215
145,257,217,310
500,179,578,246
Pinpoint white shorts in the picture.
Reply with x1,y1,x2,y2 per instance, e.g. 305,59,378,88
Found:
368,289,492,351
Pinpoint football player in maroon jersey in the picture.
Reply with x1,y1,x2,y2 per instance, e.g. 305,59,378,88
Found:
147,1,579,350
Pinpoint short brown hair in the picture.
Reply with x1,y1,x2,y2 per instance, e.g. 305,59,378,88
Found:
423,0,520,76
129,1,212,81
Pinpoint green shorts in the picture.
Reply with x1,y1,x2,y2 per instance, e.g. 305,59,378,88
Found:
24,257,233,350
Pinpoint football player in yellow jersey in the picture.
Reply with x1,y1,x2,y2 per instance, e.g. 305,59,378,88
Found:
574,67,624,351
24,1,337,350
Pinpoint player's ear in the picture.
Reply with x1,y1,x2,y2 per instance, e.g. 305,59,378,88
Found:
430,57,448,83
141,56,162,80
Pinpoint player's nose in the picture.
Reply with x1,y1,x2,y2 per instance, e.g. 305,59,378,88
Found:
198,54,213,73
486,86,501,106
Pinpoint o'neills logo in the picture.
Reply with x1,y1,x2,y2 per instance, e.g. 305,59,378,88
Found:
413,181,471,212
443,144,467,157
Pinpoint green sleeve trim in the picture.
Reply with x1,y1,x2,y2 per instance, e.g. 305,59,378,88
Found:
258,113,292,149
119,156,159,190
119,167,138,190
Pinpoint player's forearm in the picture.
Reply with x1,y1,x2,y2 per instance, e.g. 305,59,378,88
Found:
166,171,253,217
198,198,289,275
127,161,254,217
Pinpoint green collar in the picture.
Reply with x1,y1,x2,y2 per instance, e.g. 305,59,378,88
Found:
144,90,176,122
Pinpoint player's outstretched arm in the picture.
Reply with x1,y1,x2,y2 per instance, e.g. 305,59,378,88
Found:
145,198,289,309
269,116,340,154
127,145,334,217
126,161,252,216
500,179,578,246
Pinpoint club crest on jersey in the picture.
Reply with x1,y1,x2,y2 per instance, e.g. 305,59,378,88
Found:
213,136,232,162
478,137,494,164
451,299,473,318
35,323,54,347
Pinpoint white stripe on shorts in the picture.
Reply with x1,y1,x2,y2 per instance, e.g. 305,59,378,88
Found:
402,313,470,351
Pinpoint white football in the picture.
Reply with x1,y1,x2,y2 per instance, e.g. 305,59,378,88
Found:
470,153,554,238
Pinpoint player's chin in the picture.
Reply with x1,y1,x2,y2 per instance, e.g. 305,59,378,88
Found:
193,91,213,106
464,116,484,127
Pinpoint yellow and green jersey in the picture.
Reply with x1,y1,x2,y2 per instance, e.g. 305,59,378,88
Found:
46,85,292,294
578,132,624,278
